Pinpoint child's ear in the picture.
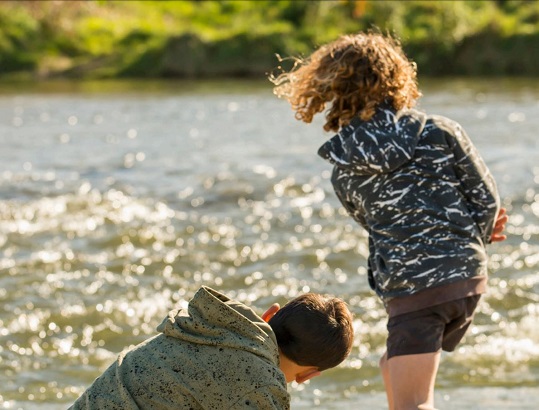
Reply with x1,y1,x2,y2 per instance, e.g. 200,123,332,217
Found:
261,303,280,323
295,367,321,384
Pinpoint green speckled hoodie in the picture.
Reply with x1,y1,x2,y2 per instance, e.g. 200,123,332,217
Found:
69,287,289,409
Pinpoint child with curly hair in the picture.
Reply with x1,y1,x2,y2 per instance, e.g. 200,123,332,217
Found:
271,31,507,409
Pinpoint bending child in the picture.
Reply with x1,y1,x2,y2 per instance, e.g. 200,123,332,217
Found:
69,286,354,409
271,31,507,410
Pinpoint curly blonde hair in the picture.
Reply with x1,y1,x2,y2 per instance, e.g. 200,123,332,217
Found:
270,32,421,132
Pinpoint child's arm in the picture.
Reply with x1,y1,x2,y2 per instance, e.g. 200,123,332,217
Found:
450,123,500,244
230,384,290,409
333,182,369,229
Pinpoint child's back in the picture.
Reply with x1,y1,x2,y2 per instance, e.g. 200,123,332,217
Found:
319,103,499,314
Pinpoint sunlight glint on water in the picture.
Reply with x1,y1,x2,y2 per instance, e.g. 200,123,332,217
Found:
0,78,538,409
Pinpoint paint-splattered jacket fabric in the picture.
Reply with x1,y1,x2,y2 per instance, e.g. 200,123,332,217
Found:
318,104,500,302
69,287,289,410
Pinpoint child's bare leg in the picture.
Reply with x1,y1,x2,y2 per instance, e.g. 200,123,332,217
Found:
386,351,441,410
379,351,394,410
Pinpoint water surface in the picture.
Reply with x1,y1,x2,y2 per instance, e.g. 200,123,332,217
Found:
0,78,538,409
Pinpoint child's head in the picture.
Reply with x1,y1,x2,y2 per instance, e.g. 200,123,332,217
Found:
271,31,421,132
264,293,354,383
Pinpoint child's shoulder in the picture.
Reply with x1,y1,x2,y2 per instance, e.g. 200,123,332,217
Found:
421,112,463,135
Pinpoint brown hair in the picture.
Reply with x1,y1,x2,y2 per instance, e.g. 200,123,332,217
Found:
269,293,354,371
270,31,421,132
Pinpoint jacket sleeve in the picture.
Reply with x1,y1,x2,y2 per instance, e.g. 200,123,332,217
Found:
229,384,290,410
330,171,369,230
449,122,500,244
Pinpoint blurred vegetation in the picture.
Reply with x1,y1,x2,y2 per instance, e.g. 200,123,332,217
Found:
0,0,538,80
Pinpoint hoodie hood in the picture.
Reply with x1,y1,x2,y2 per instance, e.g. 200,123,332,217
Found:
318,104,427,175
70,286,289,409
157,286,279,365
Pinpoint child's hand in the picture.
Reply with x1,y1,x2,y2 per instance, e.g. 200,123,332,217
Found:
491,208,508,242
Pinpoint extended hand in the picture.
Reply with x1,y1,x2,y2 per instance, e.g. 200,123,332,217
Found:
491,207,508,242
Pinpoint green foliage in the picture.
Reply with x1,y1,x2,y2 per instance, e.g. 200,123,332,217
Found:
0,6,40,72
0,0,538,78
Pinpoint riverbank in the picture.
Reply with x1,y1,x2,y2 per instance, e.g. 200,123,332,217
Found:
1,1,538,80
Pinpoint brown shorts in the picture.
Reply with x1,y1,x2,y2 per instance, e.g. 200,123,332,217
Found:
386,295,481,359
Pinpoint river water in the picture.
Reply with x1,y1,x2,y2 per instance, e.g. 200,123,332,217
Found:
0,78,538,409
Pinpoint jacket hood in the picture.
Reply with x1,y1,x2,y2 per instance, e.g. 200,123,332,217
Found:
156,286,279,365
318,104,427,175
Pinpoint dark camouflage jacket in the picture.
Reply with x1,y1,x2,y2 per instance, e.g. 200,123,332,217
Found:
318,104,500,302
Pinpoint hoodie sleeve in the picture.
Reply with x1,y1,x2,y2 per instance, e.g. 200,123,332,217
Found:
332,177,369,229
230,384,290,410
448,121,500,244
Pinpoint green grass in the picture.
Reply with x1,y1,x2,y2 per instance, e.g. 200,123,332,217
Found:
0,0,538,79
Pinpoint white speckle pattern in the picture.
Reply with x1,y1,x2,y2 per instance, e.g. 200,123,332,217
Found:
318,104,500,301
